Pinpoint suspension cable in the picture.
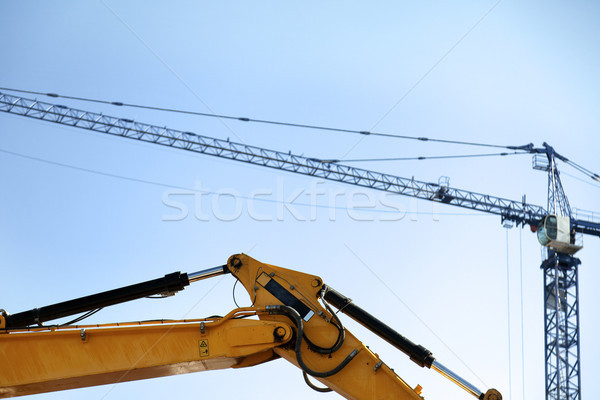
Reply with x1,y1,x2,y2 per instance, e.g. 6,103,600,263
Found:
322,151,527,163
519,228,526,400
0,86,527,150
506,228,513,400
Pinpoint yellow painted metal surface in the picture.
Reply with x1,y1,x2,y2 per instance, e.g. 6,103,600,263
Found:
0,310,291,398
228,254,425,400
1,254,434,399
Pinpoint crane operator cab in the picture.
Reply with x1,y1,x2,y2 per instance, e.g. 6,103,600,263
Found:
536,215,583,255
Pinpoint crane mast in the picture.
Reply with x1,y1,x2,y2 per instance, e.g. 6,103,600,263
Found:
1,91,599,399
535,144,582,400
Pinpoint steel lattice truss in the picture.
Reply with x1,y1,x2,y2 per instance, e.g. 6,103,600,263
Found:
541,152,581,400
3,91,600,238
543,254,581,400
547,152,573,218
0,92,556,225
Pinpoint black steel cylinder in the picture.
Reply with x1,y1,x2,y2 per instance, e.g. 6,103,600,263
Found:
322,285,435,368
5,272,190,329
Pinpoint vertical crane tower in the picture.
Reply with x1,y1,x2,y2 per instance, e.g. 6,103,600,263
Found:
534,144,584,400
1,91,599,399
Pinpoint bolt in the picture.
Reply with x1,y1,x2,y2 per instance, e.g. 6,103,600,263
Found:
274,327,287,340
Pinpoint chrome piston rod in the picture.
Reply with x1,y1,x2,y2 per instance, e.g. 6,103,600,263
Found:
188,265,229,283
432,360,483,399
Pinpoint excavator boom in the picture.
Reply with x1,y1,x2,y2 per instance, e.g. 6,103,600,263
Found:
0,254,501,400
0,310,291,398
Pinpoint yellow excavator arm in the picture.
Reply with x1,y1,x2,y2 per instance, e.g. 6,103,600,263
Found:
0,254,501,400
0,309,292,397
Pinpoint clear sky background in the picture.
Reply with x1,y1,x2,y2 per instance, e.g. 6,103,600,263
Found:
1,2,599,400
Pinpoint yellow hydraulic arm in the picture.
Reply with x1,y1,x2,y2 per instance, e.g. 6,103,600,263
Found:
0,254,502,400
0,309,292,397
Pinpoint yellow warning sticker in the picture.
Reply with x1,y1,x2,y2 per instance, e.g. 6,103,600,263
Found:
199,340,209,357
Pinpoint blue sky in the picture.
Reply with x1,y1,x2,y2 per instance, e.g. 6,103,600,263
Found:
1,2,599,399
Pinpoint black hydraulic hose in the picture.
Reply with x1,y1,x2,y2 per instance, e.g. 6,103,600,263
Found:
302,371,333,393
302,300,345,355
322,285,435,369
4,272,190,329
266,305,359,378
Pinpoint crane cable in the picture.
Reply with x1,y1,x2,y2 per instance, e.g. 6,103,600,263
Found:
519,228,526,400
0,86,525,150
565,159,600,182
506,227,513,400
321,151,528,163
0,147,491,217
505,228,527,400
3,86,597,178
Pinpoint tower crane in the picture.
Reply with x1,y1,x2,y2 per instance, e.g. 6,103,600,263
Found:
1,91,599,399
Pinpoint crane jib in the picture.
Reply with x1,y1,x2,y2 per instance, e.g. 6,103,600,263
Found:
1,90,599,238
0,91,557,230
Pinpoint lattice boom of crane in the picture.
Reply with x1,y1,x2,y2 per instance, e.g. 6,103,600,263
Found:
0,92,551,226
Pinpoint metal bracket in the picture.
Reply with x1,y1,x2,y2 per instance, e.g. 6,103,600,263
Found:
374,360,383,372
